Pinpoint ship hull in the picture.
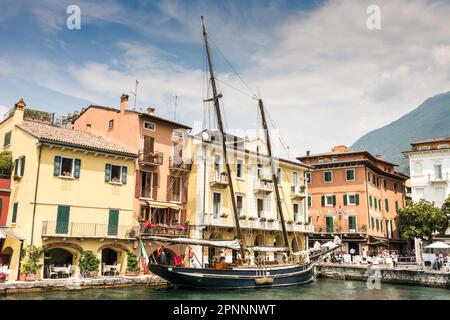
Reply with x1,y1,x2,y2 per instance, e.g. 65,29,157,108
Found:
148,263,316,289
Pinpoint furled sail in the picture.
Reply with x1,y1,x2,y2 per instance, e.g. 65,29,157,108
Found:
143,236,242,250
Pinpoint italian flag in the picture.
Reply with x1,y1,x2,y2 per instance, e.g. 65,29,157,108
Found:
140,239,149,273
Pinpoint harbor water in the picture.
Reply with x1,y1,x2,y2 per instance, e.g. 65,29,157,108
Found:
1,279,449,300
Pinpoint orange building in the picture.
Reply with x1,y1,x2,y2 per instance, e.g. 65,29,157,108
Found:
298,145,408,255
73,94,192,259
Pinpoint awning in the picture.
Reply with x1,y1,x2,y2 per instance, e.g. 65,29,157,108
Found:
0,227,24,241
145,200,182,210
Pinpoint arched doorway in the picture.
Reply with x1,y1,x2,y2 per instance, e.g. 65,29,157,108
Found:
101,248,118,275
44,248,74,278
0,246,13,268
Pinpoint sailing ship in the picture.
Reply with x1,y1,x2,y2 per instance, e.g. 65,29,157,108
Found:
145,17,341,289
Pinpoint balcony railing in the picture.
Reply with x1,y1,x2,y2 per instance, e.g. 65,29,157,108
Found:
139,222,190,237
428,172,449,183
138,150,163,166
291,185,306,198
209,172,229,187
41,221,138,239
169,156,193,172
314,224,368,234
254,178,274,193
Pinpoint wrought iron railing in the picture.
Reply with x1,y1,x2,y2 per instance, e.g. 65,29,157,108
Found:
169,156,193,171
254,178,274,192
291,185,306,197
41,221,138,239
138,150,163,165
209,172,229,184
315,224,367,234
139,222,190,237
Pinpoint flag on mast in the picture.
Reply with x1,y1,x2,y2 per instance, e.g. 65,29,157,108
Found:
139,239,149,273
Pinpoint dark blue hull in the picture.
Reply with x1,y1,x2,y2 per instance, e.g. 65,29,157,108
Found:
148,263,316,289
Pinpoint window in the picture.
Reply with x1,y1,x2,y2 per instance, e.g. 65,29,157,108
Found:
385,199,389,212
236,159,243,178
348,216,356,232
371,216,374,230
324,171,332,182
369,195,373,208
170,176,182,202
413,162,423,175
293,203,299,222
257,198,264,218
383,179,387,191
141,171,158,199
54,156,81,179
214,155,222,178
394,183,398,194
307,196,312,207
376,177,380,188
3,131,11,147
305,172,311,184
372,175,376,185
332,156,338,163
326,216,334,233
108,210,119,236
322,194,335,207
144,121,156,131
376,219,379,231
346,169,355,181
12,202,18,224
434,163,443,179
213,192,221,218
13,156,25,178
374,198,378,210
344,193,359,205
105,164,127,184
367,172,371,181
395,200,399,212
380,220,383,232
293,172,298,186
236,195,244,216
318,157,324,164
172,129,183,139
108,119,114,129
56,205,70,234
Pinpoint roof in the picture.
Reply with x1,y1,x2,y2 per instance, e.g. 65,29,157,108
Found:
297,150,399,167
410,137,450,146
76,105,192,130
16,121,137,157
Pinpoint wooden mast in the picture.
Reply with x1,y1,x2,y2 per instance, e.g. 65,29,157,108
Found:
201,17,246,258
258,98,293,256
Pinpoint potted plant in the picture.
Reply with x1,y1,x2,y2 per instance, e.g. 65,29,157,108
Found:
259,217,267,222
267,218,275,222
20,245,44,281
0,272,7,283
125,251,139,276
248,216,257,221
79,250,100,278
239,215,247,220
220,212,228,218
287,220,294,224
296,221,303,225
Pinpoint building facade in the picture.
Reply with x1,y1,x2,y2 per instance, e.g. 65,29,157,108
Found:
298,145,408,255
187,130,313,265
0,99,138,280
73,94,192,261
403,137,450,240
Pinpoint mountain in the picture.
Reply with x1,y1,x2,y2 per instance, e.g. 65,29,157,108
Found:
351,91,450,175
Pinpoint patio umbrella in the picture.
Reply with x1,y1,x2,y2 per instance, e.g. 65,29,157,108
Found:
424,241,450,249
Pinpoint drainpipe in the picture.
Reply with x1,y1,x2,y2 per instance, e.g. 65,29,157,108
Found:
30,143,43,245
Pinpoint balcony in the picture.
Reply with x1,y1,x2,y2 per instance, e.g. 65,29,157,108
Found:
209,172,229,188
169,156,193,172
428,172,449,184
41,221,137,239
139,222,190,238
291,185,306,199
314,224,367,235
254,178,274,193
138,150,163,166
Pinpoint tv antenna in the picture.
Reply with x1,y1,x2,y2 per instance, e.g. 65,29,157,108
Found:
174,95,179,121
130,80,139,110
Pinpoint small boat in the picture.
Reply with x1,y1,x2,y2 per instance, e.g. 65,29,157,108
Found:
146,17,341,290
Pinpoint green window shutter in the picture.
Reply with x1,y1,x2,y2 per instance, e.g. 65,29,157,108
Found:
371,217,374,229
74,159,81,178
12,202,18,223
54,156,62,176
348,216,356,230
374,198,377,210
14,159,18,176
369,196,372,207
380,220,383,232
308,196,312,207
326,217,334,233
355,194,360,205
394,183,397,194
383,179,387,191
378,199,381,211
385,199,389,212
367,172,370,181
376,219,379,231
56,205,70,234
347,170,354,180
105,164,111,182
321,195,325,207
343,194,347,205
20,156,25,177
332,195,336,206
395,200,399,212
108,210,119,236
121,166,127,184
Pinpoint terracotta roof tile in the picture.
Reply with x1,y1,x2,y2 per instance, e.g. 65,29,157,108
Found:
17,121,137,157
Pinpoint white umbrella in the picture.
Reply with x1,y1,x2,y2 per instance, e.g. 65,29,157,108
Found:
424,241,450,249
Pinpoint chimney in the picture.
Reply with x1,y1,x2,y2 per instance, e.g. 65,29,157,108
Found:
120,94,129,113
15,98,26,110
306,150,310,156
332,145,348,153
375,154,382,159
147,107,156,115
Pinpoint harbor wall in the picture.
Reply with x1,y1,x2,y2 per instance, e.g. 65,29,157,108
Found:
318,263,450,289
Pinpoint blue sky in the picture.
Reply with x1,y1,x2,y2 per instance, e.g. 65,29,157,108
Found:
1,0,450,158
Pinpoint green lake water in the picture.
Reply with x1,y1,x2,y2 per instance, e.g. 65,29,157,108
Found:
1,279,449,300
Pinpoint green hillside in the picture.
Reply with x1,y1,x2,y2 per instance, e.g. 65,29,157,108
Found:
351,91,450,175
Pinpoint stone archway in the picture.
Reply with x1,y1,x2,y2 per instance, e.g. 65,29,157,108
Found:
0,246,13,268
44,248,74,278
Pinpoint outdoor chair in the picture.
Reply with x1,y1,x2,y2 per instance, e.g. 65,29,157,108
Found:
47,265,58,279
63,265,72,278
114,263,121,276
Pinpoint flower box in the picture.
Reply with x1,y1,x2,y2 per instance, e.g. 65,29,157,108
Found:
125,271,139,277
287,220,294,224
83,271,99,278
25,273,41,282
296,221,303,225
267,218,275,222
239,215,247,220
259,217,267,222
220,213,228,218
248,216,257,221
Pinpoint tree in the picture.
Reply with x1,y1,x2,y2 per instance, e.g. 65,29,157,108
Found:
442,194,450,216
126,250,139,272
398,199,449,241
20,245,45,274
79,250,100,275
0,151,13,176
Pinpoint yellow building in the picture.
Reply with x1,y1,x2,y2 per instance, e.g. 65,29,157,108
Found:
186,130,313,265
0,99,138,280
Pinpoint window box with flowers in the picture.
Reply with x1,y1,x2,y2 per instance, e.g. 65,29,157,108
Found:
248,216,257,221
0,272,7,283
220,213,228,218
259,217,267,222
287,220,294,224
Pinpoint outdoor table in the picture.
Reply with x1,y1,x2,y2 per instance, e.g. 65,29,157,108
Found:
53,267,69,278
104,265,118,275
